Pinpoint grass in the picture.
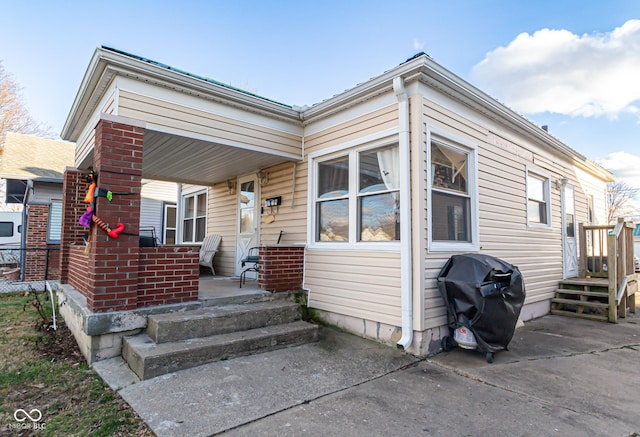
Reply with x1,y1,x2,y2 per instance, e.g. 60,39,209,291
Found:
0,291,153,436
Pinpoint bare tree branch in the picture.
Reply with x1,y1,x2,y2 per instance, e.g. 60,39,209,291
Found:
0,61,54,142
607,180,639,224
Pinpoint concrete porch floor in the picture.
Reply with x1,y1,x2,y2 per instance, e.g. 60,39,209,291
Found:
197,274,268,305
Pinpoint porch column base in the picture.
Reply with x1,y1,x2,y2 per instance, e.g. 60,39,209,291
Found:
57,284,201,364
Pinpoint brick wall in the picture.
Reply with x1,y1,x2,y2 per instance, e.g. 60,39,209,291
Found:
87,120,144,312
23,203,61,282
24,204,48,281
68,245,90,298
137,246,199,307
258,245,305,292
60,169,88,284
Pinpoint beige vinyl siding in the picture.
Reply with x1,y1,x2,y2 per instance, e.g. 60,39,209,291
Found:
118,90,301,157
421,97,603,329
306,250,402,326
75,90,117,168
304,105,398,152
303,102,402,326
140,180,177,237
74,127,95,169
259,161,308,245
206,182,237,276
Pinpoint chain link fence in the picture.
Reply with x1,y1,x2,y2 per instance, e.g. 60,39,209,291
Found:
0,247,59,293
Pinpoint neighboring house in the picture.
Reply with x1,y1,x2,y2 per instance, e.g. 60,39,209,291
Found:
0,132,178,281
0,132,76,281
59,47,615,357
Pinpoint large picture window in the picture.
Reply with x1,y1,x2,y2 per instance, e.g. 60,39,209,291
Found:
313,142,400,247
182,191,207,243
428,130,478,252
526,170,551,227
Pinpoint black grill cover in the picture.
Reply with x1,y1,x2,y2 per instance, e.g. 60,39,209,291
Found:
437,254,526,353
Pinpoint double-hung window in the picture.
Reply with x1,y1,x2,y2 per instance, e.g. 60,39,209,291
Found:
182,190,207,243
526,170,551,228
313,141,400,247
428,130,478,252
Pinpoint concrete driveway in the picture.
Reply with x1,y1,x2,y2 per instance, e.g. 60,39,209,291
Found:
94,313,640,436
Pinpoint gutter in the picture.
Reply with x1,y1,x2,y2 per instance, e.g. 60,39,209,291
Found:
393,77,413,350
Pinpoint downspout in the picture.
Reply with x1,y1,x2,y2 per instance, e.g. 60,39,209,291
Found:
19,180,33,282
176,183,183,243
394,77,413,350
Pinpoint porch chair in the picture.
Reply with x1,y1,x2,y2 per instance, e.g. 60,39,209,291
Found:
239,247,260,288
239,231,284,287
199,234,222,275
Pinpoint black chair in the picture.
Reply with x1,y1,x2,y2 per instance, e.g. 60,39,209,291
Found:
239,247,259,287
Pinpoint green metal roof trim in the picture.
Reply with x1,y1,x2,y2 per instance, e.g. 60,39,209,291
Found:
102,46,293,109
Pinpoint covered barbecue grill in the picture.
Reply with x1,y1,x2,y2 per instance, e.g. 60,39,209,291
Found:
437,253,526,363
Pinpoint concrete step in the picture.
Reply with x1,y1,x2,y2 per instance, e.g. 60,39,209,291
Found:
123,320,319,380
147,300,302,343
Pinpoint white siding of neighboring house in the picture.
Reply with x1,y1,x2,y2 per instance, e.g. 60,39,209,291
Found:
140,179,177,242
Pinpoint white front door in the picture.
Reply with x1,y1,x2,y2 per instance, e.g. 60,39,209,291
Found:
235,174,260,277
562,184,578,278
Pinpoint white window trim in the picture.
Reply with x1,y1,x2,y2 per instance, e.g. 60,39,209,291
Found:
47,199,63,243
180,188,208,243
307,133,401,251
525,166,553,230
427,126,479,253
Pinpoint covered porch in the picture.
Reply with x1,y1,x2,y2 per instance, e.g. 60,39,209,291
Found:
56,47,309,364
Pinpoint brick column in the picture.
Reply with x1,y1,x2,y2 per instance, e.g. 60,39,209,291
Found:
87,120,144,312
258,245,305,292
60,169,87,284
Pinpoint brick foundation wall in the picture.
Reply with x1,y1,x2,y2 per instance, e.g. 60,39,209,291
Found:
137,246,199,307
258,245,305,292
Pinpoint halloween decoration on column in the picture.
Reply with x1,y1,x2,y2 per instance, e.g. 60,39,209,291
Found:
78,168,126,252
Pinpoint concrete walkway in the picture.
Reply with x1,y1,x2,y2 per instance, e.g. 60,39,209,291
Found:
94,313,640,436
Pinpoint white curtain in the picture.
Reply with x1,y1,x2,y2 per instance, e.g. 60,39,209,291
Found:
377,145,400,190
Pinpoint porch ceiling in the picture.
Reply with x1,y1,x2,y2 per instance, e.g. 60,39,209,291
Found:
141,130,295,185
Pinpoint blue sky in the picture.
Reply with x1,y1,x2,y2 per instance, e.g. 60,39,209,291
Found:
1,0,639,206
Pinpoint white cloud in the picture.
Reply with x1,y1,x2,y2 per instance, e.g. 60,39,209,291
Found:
598,151,640,189
471,20,640,119
598,151,640,218
413,38,424,51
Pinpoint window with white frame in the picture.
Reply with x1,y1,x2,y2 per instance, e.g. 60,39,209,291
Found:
428,133,478,252
182,191,207,243
163,203,177,245
526,170,551,227
47,200,63,242
313,142,400,246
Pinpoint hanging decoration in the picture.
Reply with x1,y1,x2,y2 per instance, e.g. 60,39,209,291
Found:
78,168,126,246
